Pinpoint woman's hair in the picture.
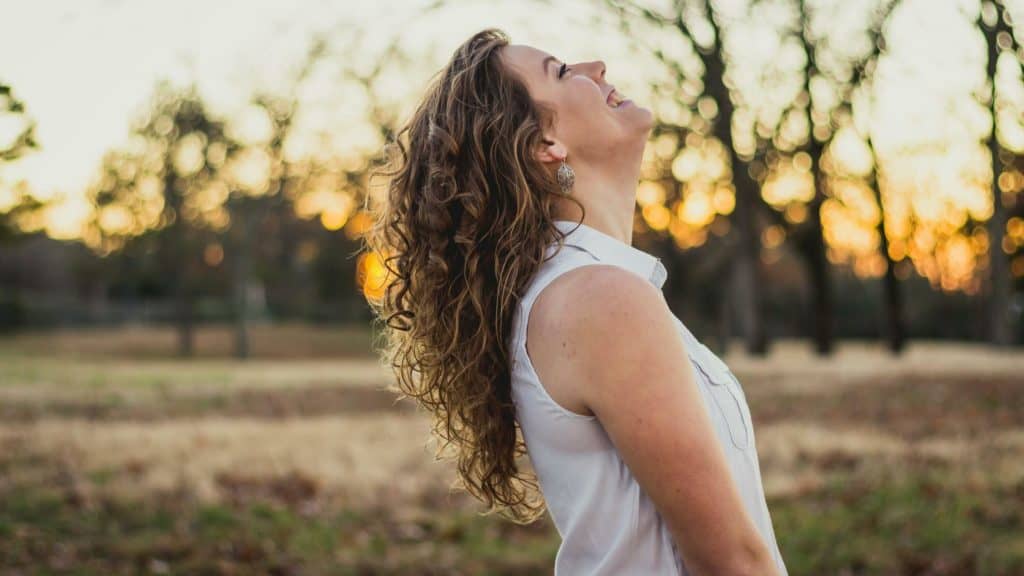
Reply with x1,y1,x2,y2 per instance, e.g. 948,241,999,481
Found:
361,28,585,523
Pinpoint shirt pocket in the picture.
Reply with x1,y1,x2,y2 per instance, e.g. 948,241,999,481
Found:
689,347,751,451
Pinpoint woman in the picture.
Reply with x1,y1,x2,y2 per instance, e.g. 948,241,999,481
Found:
363,28,788,575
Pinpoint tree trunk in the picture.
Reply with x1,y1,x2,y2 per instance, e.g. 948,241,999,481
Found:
986,138,1013,346
865,137,906,353
796,4,835,357
984,7,1014,347
804,193,833,355
165,190,194,358
718,263,733,354
703,27,768,356
176,289,194,357
232,198,253,359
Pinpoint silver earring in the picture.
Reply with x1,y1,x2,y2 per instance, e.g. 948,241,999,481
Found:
556,158,575,195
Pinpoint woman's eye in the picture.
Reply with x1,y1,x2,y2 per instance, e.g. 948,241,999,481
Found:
559,63,570,78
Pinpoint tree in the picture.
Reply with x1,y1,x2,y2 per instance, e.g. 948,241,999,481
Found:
86,81,235,356
607,0,769,355
760,0,902,354
0,81,43,242
979,0,1017,346
608,0,906,355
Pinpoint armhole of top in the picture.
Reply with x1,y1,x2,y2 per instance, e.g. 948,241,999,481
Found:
517,254,611,421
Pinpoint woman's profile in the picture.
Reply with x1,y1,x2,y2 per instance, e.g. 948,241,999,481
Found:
363,27,788,575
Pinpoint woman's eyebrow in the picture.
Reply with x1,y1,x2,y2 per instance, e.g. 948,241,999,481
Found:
542,55,558,77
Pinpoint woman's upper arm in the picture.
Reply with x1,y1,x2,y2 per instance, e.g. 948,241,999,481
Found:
558,265,773,575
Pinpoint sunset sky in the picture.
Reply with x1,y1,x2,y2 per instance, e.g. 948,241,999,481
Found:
1,0,1021,291
0,0,642,237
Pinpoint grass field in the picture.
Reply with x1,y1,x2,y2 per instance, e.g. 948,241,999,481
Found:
1,324,1023,575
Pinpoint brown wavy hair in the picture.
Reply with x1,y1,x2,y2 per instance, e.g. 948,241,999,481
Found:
360,28,585,523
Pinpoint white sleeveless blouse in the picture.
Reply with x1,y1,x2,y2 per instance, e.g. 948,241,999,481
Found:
509,219,788,575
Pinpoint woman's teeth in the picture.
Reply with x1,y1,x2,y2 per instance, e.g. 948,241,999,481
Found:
608,92,625,107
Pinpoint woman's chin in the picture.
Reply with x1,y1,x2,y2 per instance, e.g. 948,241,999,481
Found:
627,104,655,133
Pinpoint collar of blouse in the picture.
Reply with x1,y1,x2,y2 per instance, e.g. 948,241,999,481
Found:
551,219,667,289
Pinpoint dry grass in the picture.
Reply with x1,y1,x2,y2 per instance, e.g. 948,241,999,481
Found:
0,321,377,359
1,330,1022,574
0,331,1022,512
0,356,389,391
754,422,1024,498
0,414,458,511
2,414,1023,514
721,339,1024,394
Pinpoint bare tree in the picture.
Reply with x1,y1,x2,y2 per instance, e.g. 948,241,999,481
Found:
764,0,903,354
979,0,1016,346
606,0,769,355
0,81,43,243
87,82,235,356
608,0,904,354
224,39,328,359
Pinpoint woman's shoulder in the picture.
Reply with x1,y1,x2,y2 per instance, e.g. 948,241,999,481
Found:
549,262,664,318
528,262,668,356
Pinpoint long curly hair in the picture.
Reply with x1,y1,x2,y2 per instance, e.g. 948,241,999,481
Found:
360,28,585,523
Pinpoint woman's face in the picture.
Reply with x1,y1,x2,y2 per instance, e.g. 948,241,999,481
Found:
500,44,653,166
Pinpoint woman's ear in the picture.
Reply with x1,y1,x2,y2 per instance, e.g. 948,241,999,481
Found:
535,137,567,165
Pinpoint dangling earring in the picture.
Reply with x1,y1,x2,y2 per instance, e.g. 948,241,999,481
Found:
556,157,575,195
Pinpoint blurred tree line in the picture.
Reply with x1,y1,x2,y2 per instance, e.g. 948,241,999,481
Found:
75,35,405,357
0,81,47,329
605,0,1023,353
0,0,1022,357
0,34,402,356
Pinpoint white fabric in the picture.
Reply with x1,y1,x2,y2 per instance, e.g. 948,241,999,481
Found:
509,219,789,575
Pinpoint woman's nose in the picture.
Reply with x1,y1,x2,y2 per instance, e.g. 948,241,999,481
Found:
578,60,606,83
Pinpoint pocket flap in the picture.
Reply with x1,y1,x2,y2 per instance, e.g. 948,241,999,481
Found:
693,346,733,387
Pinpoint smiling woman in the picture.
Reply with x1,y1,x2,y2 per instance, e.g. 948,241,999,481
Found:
361,27,787,576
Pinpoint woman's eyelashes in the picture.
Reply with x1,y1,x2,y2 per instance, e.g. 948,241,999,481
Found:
558,62,570,79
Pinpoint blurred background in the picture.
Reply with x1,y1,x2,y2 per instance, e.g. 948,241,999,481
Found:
1,0,1022,574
